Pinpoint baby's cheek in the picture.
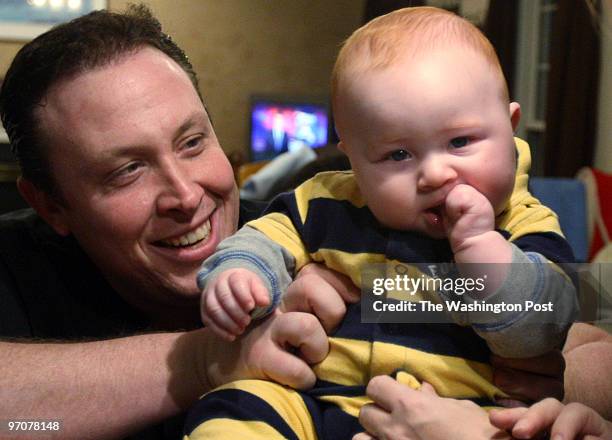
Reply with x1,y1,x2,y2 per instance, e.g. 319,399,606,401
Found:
491,171,516,215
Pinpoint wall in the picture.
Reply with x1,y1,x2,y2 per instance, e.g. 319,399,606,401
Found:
1,0,609,168
0,0,365,157
595,0,612,172
427,0,489,25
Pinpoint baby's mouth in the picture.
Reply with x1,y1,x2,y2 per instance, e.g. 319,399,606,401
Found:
424,204,445,226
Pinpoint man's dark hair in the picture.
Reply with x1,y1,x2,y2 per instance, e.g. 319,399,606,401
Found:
0,4,202,196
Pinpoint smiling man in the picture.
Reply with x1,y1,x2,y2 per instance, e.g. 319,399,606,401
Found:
30,46,240,325
0,6,354,439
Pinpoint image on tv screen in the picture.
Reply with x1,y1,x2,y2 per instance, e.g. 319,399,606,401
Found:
250,99,328,162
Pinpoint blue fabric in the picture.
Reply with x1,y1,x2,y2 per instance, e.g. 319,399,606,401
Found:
529,177,588,262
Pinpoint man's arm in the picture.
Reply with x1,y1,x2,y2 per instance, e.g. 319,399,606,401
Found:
0,332,202,439
563,323,612,419
0,311,329,440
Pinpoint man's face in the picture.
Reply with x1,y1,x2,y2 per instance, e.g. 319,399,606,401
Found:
37,47,239,311
335,48,519,238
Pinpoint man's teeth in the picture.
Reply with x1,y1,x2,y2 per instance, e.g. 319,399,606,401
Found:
163,221,211,248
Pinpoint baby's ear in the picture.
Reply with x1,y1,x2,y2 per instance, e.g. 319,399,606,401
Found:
509,102,521,132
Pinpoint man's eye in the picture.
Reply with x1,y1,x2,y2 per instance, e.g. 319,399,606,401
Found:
120,161,143,175
389,149,411,161
106,161,144,188
184,136,203,150
450,137,469,148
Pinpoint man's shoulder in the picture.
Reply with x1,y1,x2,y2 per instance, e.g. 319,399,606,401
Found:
0,207,38,229
0,208,48,247
0,208,68,255
0,208,150,339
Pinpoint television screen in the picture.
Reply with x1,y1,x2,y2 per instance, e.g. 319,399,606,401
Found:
249,97,329,162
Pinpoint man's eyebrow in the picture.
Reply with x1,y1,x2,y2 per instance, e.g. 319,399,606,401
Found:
95,112,212,162
172,111,210,142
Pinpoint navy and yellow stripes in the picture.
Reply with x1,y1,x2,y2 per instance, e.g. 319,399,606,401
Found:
185,138,573,439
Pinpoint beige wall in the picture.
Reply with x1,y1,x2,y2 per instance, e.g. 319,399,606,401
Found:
3,1,608,169
0,0,365,157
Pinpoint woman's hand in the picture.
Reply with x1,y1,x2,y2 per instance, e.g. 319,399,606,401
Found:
490,398,612,440
353,375,510,440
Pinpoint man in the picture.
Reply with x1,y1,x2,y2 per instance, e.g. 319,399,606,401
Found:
0,6,357,439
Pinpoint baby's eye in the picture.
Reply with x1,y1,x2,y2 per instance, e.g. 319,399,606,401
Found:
450,137,469,148
389,149,411,161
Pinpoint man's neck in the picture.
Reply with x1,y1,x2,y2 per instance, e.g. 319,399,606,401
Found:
109,278,202,331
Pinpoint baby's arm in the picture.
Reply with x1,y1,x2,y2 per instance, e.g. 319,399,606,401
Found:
444,184,578,358
198,225,296,339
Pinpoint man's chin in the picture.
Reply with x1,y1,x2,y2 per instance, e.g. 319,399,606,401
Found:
153,273,201,304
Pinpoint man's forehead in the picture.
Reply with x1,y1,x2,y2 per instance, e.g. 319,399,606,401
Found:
44,48,195,109
36,47,209,152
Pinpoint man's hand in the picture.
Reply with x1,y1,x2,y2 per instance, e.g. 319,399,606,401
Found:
199,310,329,391
353,376,510,440
491,351,565,404
563,323,612,418
199,264,359,391
280,263,360,334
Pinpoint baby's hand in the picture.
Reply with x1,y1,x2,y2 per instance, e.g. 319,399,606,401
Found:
444,184,495,253
200,268,271,341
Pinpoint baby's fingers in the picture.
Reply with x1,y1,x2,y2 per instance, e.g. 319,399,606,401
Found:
203,316,238,341
204,285,245,338
227,271,270,310
250,276,271,308
215,280,252,329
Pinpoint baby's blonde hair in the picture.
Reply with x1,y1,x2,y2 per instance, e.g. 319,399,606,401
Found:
331,7,509,110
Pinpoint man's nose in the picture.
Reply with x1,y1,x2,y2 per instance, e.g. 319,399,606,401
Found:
156,161,203,218
417,156,458,191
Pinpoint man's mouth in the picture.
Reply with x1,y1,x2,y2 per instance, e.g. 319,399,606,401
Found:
156,220,211,248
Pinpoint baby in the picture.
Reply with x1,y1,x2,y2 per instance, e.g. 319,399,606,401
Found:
187,7,578,439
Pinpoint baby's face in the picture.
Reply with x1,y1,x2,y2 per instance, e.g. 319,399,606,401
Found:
335,47,519,238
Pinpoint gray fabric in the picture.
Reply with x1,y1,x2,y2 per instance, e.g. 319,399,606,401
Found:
458,244,578,357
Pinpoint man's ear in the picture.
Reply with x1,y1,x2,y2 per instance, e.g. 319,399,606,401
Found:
509,102,521,132
17,177,71,236
337,141,347,154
